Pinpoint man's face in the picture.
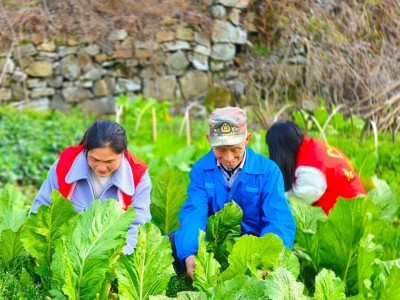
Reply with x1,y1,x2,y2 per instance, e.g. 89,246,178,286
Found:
211,133,251,169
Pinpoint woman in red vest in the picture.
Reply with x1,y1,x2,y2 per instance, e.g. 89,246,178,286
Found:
266,120,366,215
30,120,151,254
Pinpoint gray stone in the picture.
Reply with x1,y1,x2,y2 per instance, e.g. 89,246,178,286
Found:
50,92,71,112
37,51,60,61
60,55,80,80
99,40,115,56
211,5,226,19
212,20,247,44
58,46,79,57
27,79,47,88
79,96,116,115
30,88,55,98
210,60,226,71
0,88,11,101
14,98,50,111
47,76,63,88
135,40,159,50
62,86,93,103
211,43,236,61
216,0,250,8
11,70,27,82
190,53,209,71
116,78,141,93
166,51,190,71
84,44,100,56
76,81,94,88
229,8,241,26
193,44,211,56
143,76,177,101
162,41,191,51
194,33,211,47
19,44,38,57
25,61,53,77
110,29,128,41
82,68,107,81
180,70,209,100
12,83,26,101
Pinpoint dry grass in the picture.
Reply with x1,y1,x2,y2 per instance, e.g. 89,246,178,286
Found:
0,0,212,45
245,0,400,133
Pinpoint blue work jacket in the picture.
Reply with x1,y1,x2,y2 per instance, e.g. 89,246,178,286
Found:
174,147,296,262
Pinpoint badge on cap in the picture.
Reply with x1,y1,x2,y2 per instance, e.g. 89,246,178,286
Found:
220,123,232,134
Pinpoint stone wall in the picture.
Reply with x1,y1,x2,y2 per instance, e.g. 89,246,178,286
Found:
0,0,256,115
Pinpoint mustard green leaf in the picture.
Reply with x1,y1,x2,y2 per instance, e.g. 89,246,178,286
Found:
116,222,175,300
313,268,346,300
220,233,283,281
206,200,242,270
264,267,307,300
151,166,189,234
51,199,135,300
20,190,77,279
212,274,265,299
193,230,220,293
0,229,24,263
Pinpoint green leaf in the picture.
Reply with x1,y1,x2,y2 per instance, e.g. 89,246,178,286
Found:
150,291,208,300
0,185,28,232
150,166,189,234
290,196,326,268
313,268,346,300
274,247,301,280
0,229,24,263
20,191,77,279
221,234,283,281
193,231,220,293
368,176,400,224
357,233,383,298
51,200,135,300
50,238,75,300
115,222,175,300
206,201,242,270
318,197,379,294
264,267,307,300
212,275,265,299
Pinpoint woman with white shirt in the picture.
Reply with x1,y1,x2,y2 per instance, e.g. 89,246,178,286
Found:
266,120,366,215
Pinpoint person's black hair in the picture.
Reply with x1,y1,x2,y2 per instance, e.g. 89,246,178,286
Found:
80,120,128,154
266,120,304,191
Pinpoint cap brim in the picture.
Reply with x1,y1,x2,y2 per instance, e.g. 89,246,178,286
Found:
209,132,247,147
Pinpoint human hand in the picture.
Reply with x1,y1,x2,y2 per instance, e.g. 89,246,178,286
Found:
185,255,196,281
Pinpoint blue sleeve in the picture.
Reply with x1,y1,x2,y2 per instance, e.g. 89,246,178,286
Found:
30,160,60,213
174,166,209,262
260,162,296,248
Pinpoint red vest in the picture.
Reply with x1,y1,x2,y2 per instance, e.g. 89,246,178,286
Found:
56,145,147,210
296,137,366,214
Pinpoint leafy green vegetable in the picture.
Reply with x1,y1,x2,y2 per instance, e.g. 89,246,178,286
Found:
50,199,135,299
115,222,175,300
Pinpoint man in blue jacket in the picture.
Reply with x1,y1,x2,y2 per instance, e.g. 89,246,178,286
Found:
171,107,296,280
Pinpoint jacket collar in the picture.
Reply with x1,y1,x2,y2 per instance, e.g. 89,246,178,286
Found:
199,147,265,175
65,151,135,196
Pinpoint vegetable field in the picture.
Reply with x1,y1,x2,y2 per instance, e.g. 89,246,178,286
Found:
0,99,399,299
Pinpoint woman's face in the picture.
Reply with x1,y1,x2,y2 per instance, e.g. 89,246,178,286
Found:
87,147,123,177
